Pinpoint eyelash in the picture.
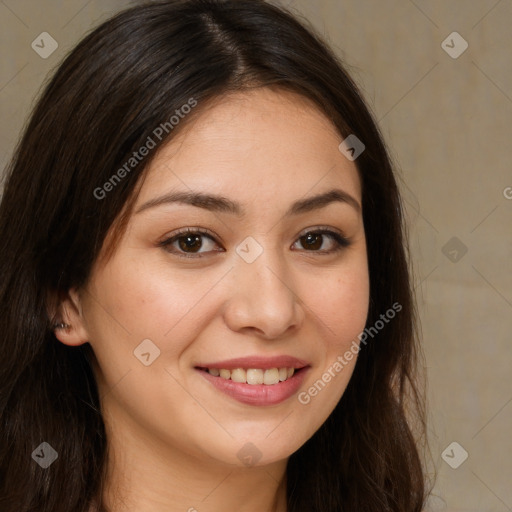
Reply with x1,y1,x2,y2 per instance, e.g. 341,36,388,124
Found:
158,226,351,259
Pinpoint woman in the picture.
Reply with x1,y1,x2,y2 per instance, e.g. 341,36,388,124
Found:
0,1,431,510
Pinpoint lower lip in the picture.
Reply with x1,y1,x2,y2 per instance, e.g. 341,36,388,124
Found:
196,367,310,406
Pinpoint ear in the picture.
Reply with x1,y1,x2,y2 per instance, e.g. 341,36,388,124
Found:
51,287,90,347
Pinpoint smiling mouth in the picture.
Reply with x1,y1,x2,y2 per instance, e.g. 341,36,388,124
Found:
196,367,299,385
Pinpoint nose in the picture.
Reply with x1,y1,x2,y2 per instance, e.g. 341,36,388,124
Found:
222,244,305,340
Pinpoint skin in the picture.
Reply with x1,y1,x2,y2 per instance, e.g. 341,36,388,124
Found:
55,87,370,512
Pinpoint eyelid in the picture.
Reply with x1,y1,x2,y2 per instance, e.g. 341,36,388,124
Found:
296,225,348,241
162,226,219,241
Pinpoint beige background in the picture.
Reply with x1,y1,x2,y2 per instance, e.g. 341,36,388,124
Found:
1,0,511,510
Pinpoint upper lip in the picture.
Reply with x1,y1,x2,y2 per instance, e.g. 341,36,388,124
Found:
195,355,310,370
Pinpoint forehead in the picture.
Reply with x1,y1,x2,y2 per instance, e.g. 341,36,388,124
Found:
136,87,362,210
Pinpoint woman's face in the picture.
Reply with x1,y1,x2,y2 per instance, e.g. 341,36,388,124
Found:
64,87,369,468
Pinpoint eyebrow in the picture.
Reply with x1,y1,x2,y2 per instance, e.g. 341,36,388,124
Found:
135,188,361,217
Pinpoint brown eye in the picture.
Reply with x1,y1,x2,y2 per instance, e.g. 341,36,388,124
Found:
294,229,351,253
159,227,350,260
177,233,204,253
159,228,222,259
299,232,323,250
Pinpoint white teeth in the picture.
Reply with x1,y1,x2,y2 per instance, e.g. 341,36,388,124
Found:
230,368,246,383
246,369,264,385
205,366,297,385
263,368,280,385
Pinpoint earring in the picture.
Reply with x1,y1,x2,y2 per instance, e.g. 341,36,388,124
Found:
53,322,71,329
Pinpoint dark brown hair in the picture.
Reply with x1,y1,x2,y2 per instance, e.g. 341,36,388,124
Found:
0,1,431,510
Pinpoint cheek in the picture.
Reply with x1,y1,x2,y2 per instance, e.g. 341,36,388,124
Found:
309,262,370,351
295,264,369,433
94,256,215,335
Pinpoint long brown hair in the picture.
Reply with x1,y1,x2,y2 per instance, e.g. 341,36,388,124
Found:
0,1,431,510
